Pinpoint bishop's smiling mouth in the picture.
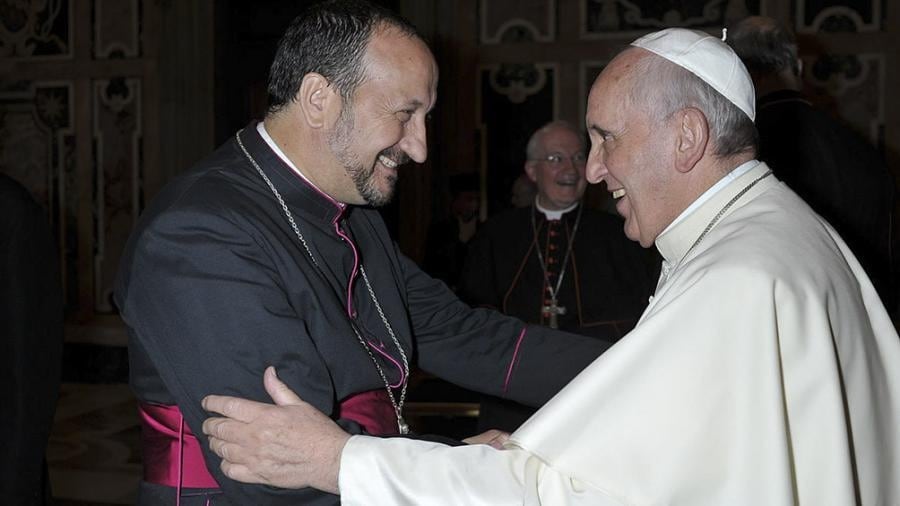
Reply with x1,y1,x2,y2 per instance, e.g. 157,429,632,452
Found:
557,179,579,187
612,188,626,199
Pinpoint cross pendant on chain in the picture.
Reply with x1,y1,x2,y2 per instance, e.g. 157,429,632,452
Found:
542,298,567,329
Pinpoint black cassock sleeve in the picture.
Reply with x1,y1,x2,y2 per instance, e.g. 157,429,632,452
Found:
398,244,610,408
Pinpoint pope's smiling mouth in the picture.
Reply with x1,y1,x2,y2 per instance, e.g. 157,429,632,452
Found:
612,188,626,199
378,154,398,169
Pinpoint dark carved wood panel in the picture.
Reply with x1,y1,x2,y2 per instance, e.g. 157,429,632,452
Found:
480,0,556,43
0,0,171,324
95,0,141,58
0,0,72,58
805,53,884,146
796,0,882,32
479,63,556,214
93,77,141,313
0,79,79,308
582,0,762,37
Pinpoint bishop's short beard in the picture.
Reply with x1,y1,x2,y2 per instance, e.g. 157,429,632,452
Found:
327,108,401,207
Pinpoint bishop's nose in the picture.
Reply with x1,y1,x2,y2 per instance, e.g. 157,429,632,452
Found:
399,116,428,164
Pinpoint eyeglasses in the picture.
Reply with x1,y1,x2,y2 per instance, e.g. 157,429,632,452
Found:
534,152,587,166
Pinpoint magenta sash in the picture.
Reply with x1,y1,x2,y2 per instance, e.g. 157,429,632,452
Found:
336,388,399,435
139,403,221,489
138,389,397,493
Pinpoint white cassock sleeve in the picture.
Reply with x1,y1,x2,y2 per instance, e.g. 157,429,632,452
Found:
338,436,625,505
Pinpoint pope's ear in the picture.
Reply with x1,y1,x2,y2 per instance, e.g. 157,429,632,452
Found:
296,73,341,129
674,107,708,173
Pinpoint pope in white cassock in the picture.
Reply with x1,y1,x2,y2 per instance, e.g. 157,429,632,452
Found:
201,28,900,505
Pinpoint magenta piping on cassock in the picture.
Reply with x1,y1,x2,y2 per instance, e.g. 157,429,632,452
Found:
274,140,405,394
333,218,359,319
367,338,407,388
331,219,359,319
503,326,528,393
279,152,356,317
332,213,406,387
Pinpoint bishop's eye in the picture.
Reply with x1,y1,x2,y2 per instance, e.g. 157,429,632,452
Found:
397,110,413,123
545,154,564,164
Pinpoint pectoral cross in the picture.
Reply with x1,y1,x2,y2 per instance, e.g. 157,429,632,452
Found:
542,298,567,329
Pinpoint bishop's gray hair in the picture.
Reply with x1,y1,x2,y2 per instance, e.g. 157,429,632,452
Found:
525,120,585,160
626,50,758,159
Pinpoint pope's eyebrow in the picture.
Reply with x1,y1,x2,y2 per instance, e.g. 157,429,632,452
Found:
590,125,611,137
404,99,425,110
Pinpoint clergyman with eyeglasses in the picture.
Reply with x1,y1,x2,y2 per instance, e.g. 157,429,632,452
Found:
458,120,661,433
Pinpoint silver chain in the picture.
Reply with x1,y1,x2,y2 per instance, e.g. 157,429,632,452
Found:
236,130,410,434
683,170,772,260
664,169,773,287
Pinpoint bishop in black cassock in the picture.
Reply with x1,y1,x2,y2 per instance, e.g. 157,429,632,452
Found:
114,6,609,504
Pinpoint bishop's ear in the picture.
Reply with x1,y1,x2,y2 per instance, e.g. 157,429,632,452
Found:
674,107,709,173
296,73,342,129
523,161,539,183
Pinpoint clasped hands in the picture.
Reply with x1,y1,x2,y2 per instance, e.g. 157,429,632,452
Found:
201,367,510,493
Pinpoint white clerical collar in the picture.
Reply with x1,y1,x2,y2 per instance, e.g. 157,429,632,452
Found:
652,160,770,295
535,198,579,221
658,159,759,237
256,122,346,210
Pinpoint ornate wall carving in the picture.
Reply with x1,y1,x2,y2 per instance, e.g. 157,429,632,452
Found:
795,0,886,147
806,53,884,145
479,63,557,211
0,0,71,58
0,80,78,305
94,0,140,58
796,0,882,33
480,0,556,44
93,77,142,312
579,60,606,126
0,0,150,319
582,0,761,37
0,81,71,205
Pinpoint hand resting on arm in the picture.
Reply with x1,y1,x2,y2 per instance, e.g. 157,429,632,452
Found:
202,367,349,494
202,367,511,493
